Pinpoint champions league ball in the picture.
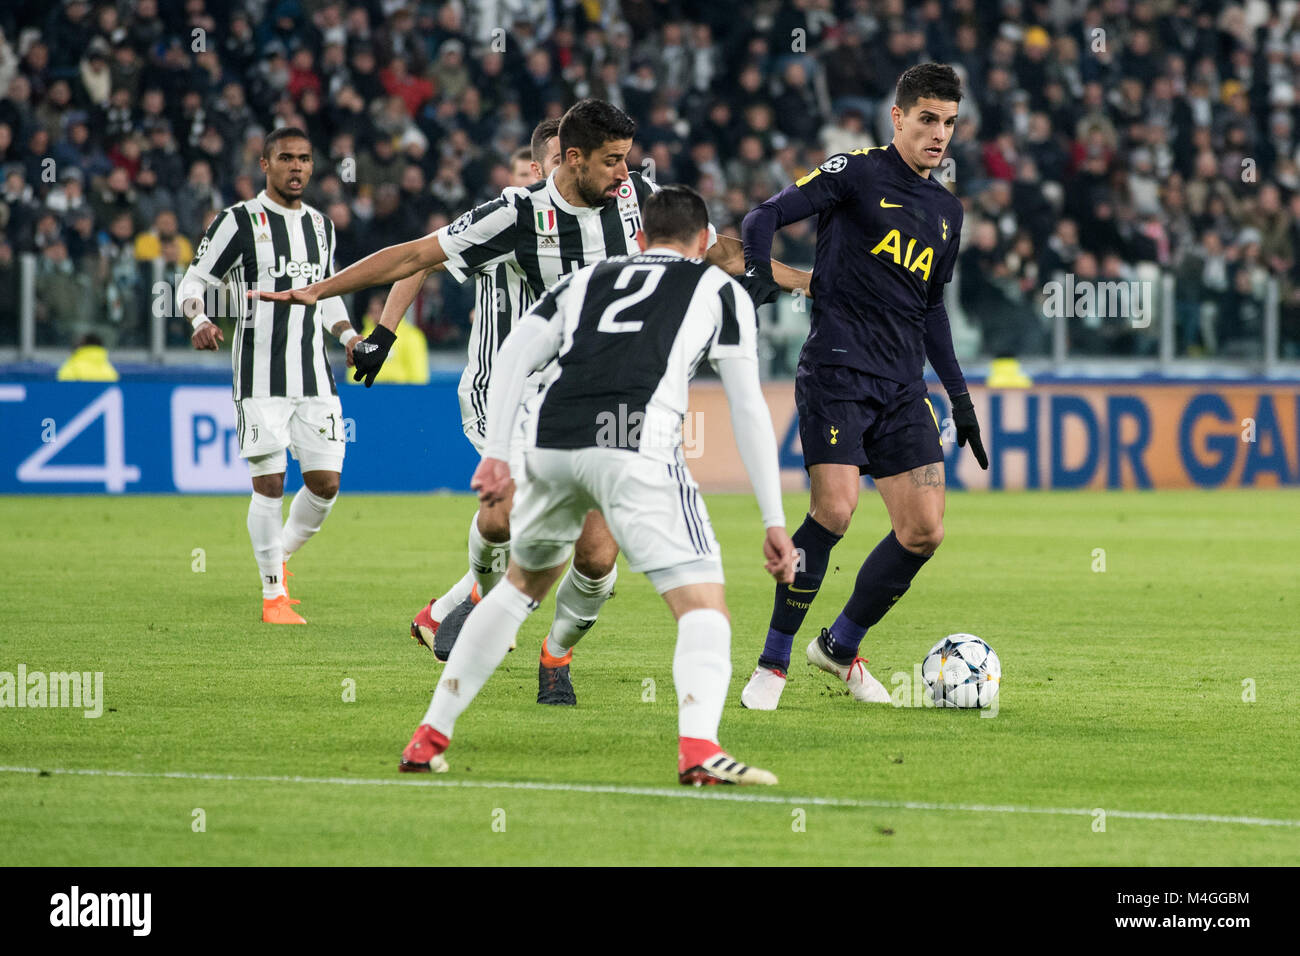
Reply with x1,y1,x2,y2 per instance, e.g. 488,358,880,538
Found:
921,634,1001,708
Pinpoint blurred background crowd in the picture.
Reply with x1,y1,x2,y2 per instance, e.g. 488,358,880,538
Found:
2,0,1299,367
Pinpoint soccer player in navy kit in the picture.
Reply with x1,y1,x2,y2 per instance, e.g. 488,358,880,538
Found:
738,63,989,710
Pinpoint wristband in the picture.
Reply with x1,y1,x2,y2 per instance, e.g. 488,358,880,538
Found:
339,328,360,348
191,313,212,331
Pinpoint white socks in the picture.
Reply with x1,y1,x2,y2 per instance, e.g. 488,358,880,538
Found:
672,608,731,743
282,487,335,559
431,570,476,619
468,510,510,596
247,493,285,599
423,579,538,738
545,564,617,658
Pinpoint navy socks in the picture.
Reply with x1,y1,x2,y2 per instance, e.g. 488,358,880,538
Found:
823,531,930,663
759,514,842,671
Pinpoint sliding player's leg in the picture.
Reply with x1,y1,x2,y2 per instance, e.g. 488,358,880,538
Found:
742,462,858,709
399,558,566,772
410,409,510,657
411,490,513,660
537,510,619,706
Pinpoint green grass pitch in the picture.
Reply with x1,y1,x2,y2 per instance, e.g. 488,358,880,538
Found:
1,489,1297,866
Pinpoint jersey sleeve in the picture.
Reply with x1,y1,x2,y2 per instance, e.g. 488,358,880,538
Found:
742,154,865,268
707,272,759,362
177,207,244,317
708,271,783,529
435,195,519,284
792,152,865,214
185,208,244,286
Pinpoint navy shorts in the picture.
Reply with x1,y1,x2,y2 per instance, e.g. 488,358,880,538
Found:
795,363,943,479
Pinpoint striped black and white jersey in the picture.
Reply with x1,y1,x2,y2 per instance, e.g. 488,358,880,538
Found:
460,262,535,437
518,249,757,462
179,190,350,400
440,170,717,436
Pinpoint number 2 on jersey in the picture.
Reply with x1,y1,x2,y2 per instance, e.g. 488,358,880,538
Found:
595,264,664,334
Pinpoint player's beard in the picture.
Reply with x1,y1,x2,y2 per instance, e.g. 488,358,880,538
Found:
574,165,614,206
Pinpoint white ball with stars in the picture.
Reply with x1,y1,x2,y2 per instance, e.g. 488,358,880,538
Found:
921,634,1001,708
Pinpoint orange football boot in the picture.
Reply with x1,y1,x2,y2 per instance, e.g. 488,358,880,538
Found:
262,594,306,624
282,562,300,605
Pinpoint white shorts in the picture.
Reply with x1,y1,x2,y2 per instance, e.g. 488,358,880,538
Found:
466,407,529,477
237,395,346,477
510,446,724,592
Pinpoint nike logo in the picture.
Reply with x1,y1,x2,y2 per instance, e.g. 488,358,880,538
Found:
744,267,757,277
880,198,902,208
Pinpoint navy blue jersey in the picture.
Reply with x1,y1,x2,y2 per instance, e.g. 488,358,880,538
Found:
744,144,966,392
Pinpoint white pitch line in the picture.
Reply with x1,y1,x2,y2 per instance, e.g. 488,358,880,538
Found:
2,765,1297,829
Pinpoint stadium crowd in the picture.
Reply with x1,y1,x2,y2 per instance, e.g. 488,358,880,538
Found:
1,0,1299,361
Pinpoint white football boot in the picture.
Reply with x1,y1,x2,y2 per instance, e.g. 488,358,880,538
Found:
806,629,891,703
740,666,788,710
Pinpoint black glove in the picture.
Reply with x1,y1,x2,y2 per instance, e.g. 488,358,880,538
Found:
351,324,396,387
736,262,781,307
950,392,988,470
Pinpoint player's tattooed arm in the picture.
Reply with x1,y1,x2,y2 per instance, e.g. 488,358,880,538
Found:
908,463,945,488
327,318,363,366
708,234,812,297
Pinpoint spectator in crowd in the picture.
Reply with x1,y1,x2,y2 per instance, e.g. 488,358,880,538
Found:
36,240,95,345
0,0,1296,359
133,210,193,265
0,238,16,345
57,332,119,381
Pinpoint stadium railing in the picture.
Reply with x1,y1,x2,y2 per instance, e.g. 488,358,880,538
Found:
3,254,1299,379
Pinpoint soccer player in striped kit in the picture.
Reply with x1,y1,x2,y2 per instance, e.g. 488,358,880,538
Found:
262,100,808,696
183,127,362,624
398,185,796,783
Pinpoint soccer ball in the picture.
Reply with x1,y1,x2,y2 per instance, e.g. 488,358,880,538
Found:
921,634,1001,708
